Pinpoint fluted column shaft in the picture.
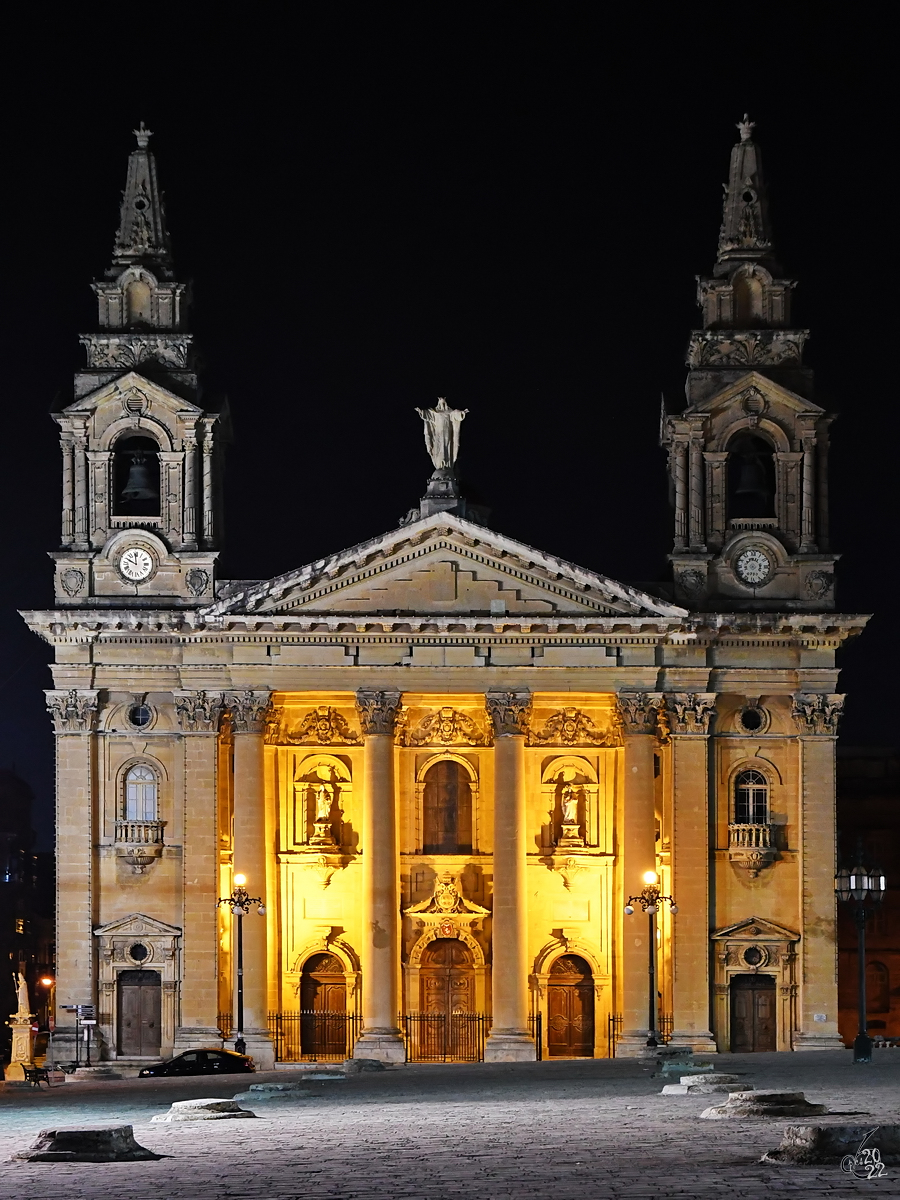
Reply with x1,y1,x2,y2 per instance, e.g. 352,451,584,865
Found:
354,690,405,1061
484,690,535,1061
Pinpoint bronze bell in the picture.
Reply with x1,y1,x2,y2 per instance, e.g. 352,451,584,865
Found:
121,452,157,501
734,452,768,497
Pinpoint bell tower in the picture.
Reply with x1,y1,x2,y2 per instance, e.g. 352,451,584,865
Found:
662,117,836,611
51,125,227,607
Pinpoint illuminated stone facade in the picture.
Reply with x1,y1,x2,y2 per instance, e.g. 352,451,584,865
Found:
23,121,868,1067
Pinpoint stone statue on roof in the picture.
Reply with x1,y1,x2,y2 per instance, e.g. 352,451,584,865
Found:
415,397,468,471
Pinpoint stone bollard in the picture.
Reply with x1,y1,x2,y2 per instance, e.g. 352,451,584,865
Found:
701,1091,828,1119
11,1124,160,1162
151,1098,256,1122
762,1124,900,1166
662,1073,749,1096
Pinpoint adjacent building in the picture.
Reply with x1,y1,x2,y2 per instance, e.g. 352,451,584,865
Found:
22,118,867,1068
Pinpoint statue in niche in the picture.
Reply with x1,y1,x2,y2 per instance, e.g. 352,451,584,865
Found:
555,778,585,850
315,784,333,823
415,397,468,471
561,784,579,825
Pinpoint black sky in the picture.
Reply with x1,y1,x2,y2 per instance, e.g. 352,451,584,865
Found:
0,14,893,848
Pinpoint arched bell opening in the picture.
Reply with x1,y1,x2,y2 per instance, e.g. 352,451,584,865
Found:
733,271,764,326
114,435,160,517
726,432,776,520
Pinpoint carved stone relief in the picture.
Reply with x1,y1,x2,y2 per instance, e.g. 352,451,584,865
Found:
173,690,224,733
485,690,531,737
46,690,99,733
228,690,272,734
528,707,621,748
790,693,845,736
399,706,489,747
616,692,665,737
355,690,402,736
666,693,717,736
281,706,361,746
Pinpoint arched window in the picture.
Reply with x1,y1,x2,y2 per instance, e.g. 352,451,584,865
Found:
733,272,764,325
125,278,153,326
727,433,776,519
124,764,158,822
423,760,472,854
733,769,768,824
113,435,160,517
867,961,890,1013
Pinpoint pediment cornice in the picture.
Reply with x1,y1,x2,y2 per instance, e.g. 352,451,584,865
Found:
680,370,825,419
57,370,204,417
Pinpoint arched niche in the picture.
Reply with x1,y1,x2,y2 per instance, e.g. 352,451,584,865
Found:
539,756,601,851
531,936,609,1058
414,753,480,854
726,431,776,519
291,753,352,849
286,935,360,1011
113,433,161,517
733,268,765,325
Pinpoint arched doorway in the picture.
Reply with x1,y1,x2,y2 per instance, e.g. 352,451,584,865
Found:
730,974,776,1051
418,938,477,1060
300,952,347,1059
547,954,594,1057
117,969,161,1056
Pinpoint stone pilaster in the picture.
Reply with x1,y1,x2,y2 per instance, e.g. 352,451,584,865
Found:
46,689,98,1058
173,691,225,1051
791,693,845,1050
353,689,405,1061
615,692,664,1056
484,690,536,1061
668,693,717,1053
228,689,274,1068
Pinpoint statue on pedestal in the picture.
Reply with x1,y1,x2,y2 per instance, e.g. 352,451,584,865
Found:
415,397,468,473
3,972,36,1082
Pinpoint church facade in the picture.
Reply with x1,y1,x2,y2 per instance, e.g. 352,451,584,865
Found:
23,119,867,1069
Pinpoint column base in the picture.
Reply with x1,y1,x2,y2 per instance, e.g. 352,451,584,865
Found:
352,1031,406,1063
614,1035,661,1059
484,1031,536,1062
667,1031,718,1054
792,1031,846,1051
173,1026,224,1054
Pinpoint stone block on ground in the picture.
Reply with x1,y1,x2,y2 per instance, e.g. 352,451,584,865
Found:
151,1098,256,1122
344,1058,387,1073
662,1073,749,1095
232,1083,309,1101
701,1091,828,1119
762,1124,900,1166
12,1124,160,1162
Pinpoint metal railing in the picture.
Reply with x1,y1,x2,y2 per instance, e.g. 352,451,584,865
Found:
268,1011,362,1061
608,1013,673,1057
402,1012,488,1062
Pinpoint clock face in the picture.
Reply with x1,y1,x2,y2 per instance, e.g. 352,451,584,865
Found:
735,548,771,585
119,546,154,582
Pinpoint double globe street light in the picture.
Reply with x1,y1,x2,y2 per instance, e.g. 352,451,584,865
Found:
835,857,886,1064
625,871,678,1048
217,874,266,1056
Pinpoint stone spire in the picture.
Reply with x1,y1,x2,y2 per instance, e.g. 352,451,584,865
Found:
714,115,777,277
110,123,173,278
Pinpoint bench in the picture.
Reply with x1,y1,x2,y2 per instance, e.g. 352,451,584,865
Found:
23,1067,52,1089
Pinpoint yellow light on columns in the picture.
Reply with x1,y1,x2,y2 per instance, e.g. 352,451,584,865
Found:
234,873,247,887
643,870,659,885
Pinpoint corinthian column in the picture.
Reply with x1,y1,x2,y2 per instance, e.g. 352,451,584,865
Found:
791,693,845,1050
353,689,405,1061
229,689,274,1068
667,693,717,1053
615,692,664,1056
484,690,536,1061
173,690,225,1052
46,689,98,1061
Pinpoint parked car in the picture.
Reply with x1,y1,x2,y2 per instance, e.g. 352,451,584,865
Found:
139,1049,255,1077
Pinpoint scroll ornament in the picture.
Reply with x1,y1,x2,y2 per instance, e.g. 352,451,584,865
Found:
228,690,272,734
485,690,532,737
616,692,666,737
667,693,717,736
283,706,361,745
528,706,621,747
791,693,845,736
46,689,99,733
174,690,224,732
355,690,402,736
400,706,489,747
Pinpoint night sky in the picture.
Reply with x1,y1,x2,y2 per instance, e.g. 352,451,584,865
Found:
0,17,892,849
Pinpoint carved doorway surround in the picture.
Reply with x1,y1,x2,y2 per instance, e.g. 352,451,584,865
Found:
711,916,799,1052
94,913,182,1060
532,935,608,1058
547,954,595,1057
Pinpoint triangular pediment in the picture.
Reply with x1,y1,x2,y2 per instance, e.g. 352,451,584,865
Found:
711,916,799,943
93,912,182,938
685,370,824,418
61,370,203,417
205,512,687,620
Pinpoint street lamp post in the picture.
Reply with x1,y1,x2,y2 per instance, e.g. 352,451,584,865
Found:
217,874,266,1056
835,857,886,1064
625,871,678,1048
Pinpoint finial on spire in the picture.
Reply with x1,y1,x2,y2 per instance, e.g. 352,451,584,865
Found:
737,114,755,143
132,122,153,150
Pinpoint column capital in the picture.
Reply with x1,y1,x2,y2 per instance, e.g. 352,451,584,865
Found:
485,690,532,737
791,692,845,736
355,689,402,736
173,689,225,733
666,692,717,736
616,691,665,736
227,689,272,734
45,689,99,733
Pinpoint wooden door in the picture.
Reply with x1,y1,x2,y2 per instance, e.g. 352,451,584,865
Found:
419,938,476,1060
117,969,161,1056
300,953,347,1058
547,955,594,1057
730,974,777,1052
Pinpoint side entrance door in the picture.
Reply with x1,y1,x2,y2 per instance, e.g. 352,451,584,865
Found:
117,969,162,1056
419,938,477,1060
730,973,777,1051
300,952,348,1058
547,954,595,1057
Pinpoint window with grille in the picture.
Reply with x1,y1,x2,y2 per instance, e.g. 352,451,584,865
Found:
734,769,768,824
125,764,158,821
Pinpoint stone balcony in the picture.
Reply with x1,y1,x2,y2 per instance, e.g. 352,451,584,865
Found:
115,819,166,872
728,822,776,877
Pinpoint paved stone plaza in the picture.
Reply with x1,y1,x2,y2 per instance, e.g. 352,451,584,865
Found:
2,1051,900,1198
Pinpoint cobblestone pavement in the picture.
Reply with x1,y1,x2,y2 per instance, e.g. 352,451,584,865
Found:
2,1051,900,1198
